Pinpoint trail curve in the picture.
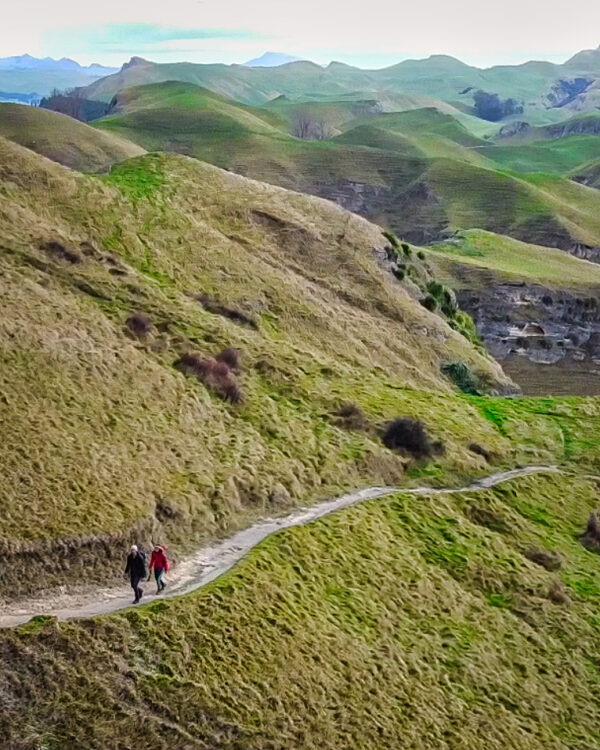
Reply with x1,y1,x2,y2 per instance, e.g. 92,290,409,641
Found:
0,465,559,628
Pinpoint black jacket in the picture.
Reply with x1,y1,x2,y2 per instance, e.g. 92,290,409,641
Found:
125,551,146,579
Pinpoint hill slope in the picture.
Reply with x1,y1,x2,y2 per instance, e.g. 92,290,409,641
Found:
0,103,145,171
0,136,512,599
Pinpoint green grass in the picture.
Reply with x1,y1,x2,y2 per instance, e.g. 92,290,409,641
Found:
5,470,600,748
482,135,600,175
426,228,600,287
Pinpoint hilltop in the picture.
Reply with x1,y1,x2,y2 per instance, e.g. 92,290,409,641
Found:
92,81,600,252
0,103,145,171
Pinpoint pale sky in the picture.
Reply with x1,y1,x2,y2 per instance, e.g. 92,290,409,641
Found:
4,0,600,68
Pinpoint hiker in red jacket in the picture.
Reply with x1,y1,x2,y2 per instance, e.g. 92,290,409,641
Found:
148,544,169,594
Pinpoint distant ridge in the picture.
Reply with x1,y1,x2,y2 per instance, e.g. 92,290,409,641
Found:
244,51,305,67
0,54,117,74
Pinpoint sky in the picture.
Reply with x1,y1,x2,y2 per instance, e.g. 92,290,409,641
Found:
3,0,600,69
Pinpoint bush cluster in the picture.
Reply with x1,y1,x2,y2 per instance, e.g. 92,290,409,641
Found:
175,351,243,403
382,417,442,458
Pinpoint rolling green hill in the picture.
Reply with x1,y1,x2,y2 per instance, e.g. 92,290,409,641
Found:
0,103,145,171
79,47,600,126
94,82,600,250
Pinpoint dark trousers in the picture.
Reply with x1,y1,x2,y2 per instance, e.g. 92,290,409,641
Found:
154,568,165,590
130,575,144,602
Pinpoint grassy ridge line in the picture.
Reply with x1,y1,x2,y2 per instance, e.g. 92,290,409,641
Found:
0,102,145,172
4,470,600,747
425,228,600,288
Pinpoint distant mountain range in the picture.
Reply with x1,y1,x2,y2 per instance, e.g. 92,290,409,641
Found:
0,55,118,96
0,54,116,74
244,52,304,67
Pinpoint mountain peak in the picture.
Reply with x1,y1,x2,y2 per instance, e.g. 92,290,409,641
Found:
244,52,303,67
121,56,152,71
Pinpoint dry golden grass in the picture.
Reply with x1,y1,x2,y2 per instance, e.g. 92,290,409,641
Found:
0,137,511,596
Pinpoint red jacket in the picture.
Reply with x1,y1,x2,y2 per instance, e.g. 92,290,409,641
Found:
149,547,169,572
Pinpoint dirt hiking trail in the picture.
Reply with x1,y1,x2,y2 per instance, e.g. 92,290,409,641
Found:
0,466,559,628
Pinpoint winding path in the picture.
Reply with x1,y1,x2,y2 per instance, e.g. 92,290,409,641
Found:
0,466,558,628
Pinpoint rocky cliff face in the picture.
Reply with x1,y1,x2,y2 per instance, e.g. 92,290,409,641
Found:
457,277,600,365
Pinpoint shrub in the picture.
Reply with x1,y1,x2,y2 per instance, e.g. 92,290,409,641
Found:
581,511,600,550
449,311,483,348
421,295,437,312
548,579,569,604
382,417,435,458
417,250,426,260
335,402,367,431
426,280,444,299
441,362,481,395
401,242,412,257
441,288,458,317
126,312,152,338
526,547,562,571
174,353,244,403
392,268,405,281
382,231,399,249
216,347,241,373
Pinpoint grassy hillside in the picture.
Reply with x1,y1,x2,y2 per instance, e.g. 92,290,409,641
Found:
5,432,600,746
426,228,600,287
93,83,600,249
6,96,600,748
0,103,145,171
0,136,515,598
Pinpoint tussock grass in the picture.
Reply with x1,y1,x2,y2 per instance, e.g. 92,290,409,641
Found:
4,473,600,748
0,137,511,596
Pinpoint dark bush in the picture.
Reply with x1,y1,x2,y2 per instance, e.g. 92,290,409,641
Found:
421,295,437,312
442,362,481,395
126,313,152,338
41,240,81,264
580,510,600,550
525,547,562,571
548,579,569,604
335,402,367,431
216,347,241,373
392,268,405,281
197,295,257,329
174,353,244,403
382,231,399,249
426,280,444,298
382,417,434,458
401,242,412,257
417,250,426,260
385,245,398,262
469,443,491,461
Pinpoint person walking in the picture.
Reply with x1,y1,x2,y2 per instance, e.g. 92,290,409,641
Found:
148,544,169,594
124,544,147,604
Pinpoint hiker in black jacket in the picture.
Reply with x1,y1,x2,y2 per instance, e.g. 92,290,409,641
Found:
124,544,147,603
